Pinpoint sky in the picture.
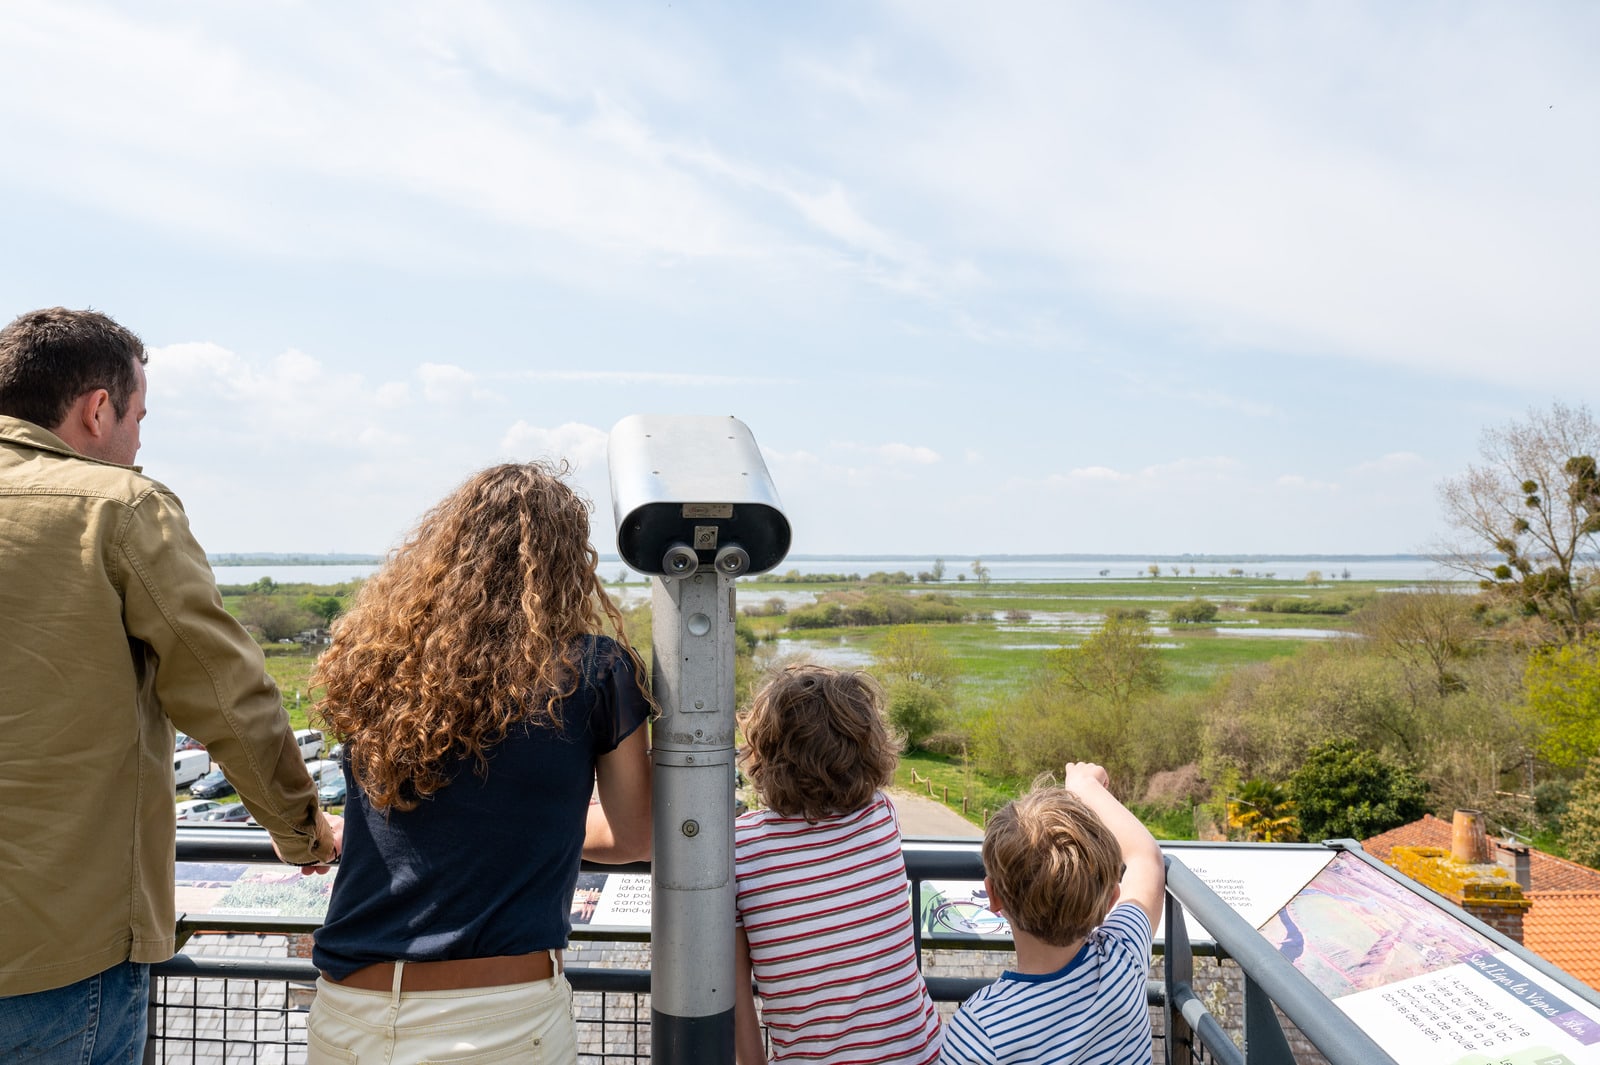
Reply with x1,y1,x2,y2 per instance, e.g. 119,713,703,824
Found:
2,1,1597,559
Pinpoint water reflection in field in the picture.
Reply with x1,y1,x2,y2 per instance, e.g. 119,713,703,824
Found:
761,638,875,669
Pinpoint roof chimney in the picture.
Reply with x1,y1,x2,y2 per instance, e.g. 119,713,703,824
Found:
1497,839,1533,891
1452,810,1491,864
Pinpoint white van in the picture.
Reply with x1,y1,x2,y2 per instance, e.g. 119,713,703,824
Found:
302,759,342,788
174,750,211,790
293,728,324,761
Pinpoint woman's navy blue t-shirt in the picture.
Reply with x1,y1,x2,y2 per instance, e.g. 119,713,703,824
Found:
313,635,648,979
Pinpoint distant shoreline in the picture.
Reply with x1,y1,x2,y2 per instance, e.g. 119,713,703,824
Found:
211,551,1439,566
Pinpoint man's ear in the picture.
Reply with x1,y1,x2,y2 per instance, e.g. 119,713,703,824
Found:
53,388,112,452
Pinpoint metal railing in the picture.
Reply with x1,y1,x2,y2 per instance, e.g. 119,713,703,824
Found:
155,828,1600,1064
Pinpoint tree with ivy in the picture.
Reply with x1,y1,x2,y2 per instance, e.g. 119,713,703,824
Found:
1289,739,1429,841
1436,402,1600,641
1561,756,1600,868
1523,636,1600,770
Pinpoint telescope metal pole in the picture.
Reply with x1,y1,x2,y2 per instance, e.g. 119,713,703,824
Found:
650,570,738,1065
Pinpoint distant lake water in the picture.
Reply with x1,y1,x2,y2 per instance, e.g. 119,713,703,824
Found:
212,564,381,585
213,556,1465,586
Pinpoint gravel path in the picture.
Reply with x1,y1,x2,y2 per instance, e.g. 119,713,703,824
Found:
888,786,985,839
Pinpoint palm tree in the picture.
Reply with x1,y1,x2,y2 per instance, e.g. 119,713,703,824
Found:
1228,779,1301,842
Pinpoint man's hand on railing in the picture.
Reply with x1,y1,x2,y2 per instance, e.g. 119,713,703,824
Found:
274,810,344,874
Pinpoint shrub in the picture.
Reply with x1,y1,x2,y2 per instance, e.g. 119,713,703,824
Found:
1143,763,1207,809
887,681,946,750
1290,739,1428,841
919,729,971,757
1170,598,1219,624
786,590,967,629
1248,596,1355,615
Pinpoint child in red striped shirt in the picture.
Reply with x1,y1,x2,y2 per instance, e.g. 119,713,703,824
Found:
733,665,942,1065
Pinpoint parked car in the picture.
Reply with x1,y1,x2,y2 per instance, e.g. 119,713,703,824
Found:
173,750,212,790
188,769,237,800
294,728,324,761
174,732,205,752
317,777,348,806
175,799,223,822
303,759,342,789
198,803,251,823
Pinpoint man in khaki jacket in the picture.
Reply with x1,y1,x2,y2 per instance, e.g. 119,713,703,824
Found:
0,307,343,1062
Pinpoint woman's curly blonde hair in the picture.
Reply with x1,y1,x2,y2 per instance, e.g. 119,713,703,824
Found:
313,461,639,812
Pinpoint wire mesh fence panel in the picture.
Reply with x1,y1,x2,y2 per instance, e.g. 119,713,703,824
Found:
150,975,307,1065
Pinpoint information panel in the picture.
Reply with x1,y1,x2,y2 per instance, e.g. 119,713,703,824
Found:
1262,853,1600,1064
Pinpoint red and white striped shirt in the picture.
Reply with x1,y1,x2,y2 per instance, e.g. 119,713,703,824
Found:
735,792,942,1065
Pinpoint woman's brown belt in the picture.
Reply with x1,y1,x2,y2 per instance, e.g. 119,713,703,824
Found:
326,951,559,992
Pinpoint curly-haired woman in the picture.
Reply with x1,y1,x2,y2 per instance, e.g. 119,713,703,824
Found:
306,462,652,1064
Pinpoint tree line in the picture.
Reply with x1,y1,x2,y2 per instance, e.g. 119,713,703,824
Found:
870,402,1600,864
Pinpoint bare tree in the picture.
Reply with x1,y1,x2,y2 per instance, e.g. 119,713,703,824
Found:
1353,585,1479,696
1436,402,1600,640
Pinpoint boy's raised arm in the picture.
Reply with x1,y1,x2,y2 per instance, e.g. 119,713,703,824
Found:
1061,762,1166,926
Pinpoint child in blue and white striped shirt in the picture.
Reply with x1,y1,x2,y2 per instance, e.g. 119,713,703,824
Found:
940,763,1165,1065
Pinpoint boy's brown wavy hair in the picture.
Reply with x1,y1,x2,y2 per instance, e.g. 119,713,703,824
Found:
738,664,899,821
312,461,640,811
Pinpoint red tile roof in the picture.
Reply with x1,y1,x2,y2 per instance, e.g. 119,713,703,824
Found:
1364,816,1600,991
1520,892,1600,993
1363,815,1600,893
1361,813,1451,861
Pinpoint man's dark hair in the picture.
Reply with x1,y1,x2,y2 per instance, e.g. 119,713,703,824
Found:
0,307,147,430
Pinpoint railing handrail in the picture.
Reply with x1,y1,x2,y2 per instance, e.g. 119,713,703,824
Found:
171,826,1598,1065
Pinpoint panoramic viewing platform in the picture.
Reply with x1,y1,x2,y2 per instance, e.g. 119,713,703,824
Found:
150,411,1600,1064
154,821,1600,1064
9,6,1600,1063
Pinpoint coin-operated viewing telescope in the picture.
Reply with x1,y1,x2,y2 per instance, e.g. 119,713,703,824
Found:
607,414,789,1065
608,414,790,579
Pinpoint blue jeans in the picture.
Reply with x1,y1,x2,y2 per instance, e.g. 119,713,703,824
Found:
0,962,150,1064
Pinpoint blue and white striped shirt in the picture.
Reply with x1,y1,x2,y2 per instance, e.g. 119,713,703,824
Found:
939,903,1153,1065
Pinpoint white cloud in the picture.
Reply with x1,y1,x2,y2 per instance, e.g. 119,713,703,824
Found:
375,381,411,407
1137,457,1242,482
511,369,796,388
418,363,494,404
498,420,609,470
1066,465,1128,482
1276,474,1340,493
871,442,940,465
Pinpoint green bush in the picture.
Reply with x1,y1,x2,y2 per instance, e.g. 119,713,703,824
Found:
1248,596,1354,615
887,681,947,750
1105,606,1150,622
787,590,967,629
1290,739,1428,841
1170,598,1219,624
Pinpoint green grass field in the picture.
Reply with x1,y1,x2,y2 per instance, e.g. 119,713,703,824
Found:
245,572,1401,832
